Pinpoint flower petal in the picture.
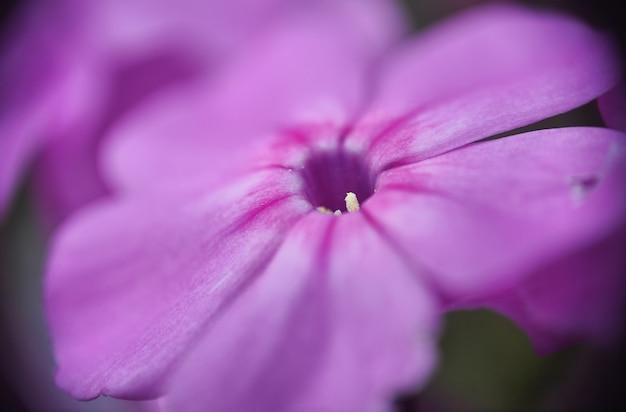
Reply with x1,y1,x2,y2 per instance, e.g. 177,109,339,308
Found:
454,226,626,354
31,0,395,225
32,46,203,227
62,0,402,62
0,1,93,218
598,82,626,132
347,3,620,171
102,0,404,195
161,212,438,412
45,169,310,400
367,127,626,301
0,111,42,217
28,0,225,227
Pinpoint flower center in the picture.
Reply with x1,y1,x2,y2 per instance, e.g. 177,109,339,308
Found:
300,149,374,214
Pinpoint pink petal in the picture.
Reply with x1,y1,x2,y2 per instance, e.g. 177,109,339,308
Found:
102,0,403,195
29,0,221,227
0,1,90,218
366,127,626,300
62,0,403,62
45,169,310,400
31,0,396,225
162,212,438,412
33,47,202,227
0,111,42,216
347,3,620,172
598,82,626,132
454,226,626,354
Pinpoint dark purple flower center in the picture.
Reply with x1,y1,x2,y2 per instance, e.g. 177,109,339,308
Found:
300,149,375,213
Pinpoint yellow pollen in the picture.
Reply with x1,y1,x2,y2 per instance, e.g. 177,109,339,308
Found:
345,192,360,213
316,206,342,216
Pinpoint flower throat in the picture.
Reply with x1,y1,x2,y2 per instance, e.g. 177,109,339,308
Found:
300,149,374,214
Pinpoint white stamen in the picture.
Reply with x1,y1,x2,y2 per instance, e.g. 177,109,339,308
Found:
345,192,360,213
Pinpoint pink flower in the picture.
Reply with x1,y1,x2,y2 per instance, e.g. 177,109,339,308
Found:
44,2,626,412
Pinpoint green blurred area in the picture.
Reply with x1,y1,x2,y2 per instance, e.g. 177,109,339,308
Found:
420,310,578,411
414,308,626,412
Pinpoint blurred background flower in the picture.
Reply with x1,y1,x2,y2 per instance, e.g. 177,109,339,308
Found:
1,1,625,411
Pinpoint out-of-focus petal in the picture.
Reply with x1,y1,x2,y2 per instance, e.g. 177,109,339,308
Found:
347,3,620,172
454,227,626,354
45,169,310,400
598,82,626,132
32,46,202,227
0,1,90,218
161,213,438,412
367,127,626,301
62,0,404,63
28,0,219,227
103,0,401,195
0,110,42,217
27,0,404,225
